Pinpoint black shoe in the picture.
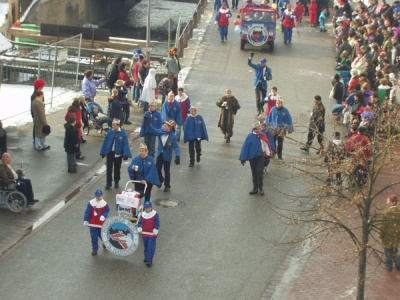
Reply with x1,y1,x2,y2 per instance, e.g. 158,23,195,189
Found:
278,156,283,160
105,185,112,190
146,261,152,267
164,187,170,192
157,178,164,188
189,162,194,167
124,120,132,125
81,139,87,144
43,145,51,150
226,137,230,143
144,259,148,263
114,182,119,189
258,188,264,196
76,155,85,160
103,243,106,249
91,250,97,256
196,154,201,163
249,188,258,195
300,146,310,153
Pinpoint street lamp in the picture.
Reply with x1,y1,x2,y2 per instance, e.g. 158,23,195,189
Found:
146,0,151,61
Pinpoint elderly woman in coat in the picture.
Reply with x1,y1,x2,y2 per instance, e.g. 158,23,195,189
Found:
216,88,240,143
32,91,50,151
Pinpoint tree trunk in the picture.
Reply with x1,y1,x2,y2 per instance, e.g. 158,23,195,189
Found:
357,199,371,300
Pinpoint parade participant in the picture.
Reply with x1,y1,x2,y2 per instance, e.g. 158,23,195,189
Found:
319,8,328,32
137,201,160,267
83,190,110,256
0,120,7,158
308,0,318,27
105,55,122,92
158,75,174,104
161,92,183,131
0,152,39,205
294,1,305,23
264,86,282,120
216,88,241,143
128,144,160,202
144,119,180,192
140,102,162,158
32,91,50,151
82,69,105,102
64,113,79,174
281,3,297,44
248,54,272,116
215,1,232,43
65,98,85,160
175,87,191,142
257,115,275,173
183,106,209,167
300,95,325,154
100,118,132,190
165,48,180,95
379,194,400,271
31,79,45,144
239,123,272,196
268,99,293,160
141,68,157,112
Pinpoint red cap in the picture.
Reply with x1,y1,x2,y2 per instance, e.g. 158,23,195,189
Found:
33,79,45,90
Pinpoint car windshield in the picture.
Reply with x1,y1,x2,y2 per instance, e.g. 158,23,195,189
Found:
243,10,275,22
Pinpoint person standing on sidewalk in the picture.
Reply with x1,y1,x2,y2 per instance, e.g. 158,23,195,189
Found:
248,53,272,116
65,98,85,160
379,194,400,271
31,79,45,145
175,87,191,142
214,1,232,43
165,48,180,96
300,95,325,154
216,88,241,143
83,189,110,256
268,99,293,160
137,201,160,267
239,123,272,196
184,106,209,167
105,55,122,93
32,91,50,151
64,113,79,174
100,119,132,190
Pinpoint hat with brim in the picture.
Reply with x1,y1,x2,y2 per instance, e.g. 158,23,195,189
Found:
115,79,125,87
164,120,175,128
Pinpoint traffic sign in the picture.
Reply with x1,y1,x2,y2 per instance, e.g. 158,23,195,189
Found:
142,47,152,52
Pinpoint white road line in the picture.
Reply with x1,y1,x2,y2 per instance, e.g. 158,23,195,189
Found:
32,201,65,230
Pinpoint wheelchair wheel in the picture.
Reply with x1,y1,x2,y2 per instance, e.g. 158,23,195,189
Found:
83,125,90,136
6,191,27,213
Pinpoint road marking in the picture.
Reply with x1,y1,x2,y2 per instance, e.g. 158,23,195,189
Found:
32,201,65,230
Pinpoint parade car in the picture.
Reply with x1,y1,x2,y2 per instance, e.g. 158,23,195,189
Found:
237,6,280,51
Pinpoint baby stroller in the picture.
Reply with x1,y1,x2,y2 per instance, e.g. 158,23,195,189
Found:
82,101,111,135
115,180,146,223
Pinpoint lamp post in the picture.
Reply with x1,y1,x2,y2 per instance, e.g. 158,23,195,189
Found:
146,0,151,62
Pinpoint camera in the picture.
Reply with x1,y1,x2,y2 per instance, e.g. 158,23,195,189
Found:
250,52,255,58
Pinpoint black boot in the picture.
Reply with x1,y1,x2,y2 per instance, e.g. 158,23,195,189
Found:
249,187,258,195
258,187,264,196
196,153,201,162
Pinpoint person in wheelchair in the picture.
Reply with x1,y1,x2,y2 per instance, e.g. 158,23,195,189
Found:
0,152,39,205
92,106,112,132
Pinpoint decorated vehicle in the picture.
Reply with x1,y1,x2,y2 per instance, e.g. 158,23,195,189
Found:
236,6,280,51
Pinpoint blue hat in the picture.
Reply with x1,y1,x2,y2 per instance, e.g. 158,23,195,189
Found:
136,48,142,54
361,111,372,121
260,58,267,63
143,201,152,208
95,189,103,197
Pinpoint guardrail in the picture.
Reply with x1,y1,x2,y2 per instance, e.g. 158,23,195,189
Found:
176,0,207,58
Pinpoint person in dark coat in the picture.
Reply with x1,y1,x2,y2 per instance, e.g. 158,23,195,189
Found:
183,106,209,167
0,120,7,158
239,123,272,196
31,79,45,144
216,88,241,143
108,89,124,126
64,113,79,173
105,55,122,92
100,119,132,190
128,143,160,202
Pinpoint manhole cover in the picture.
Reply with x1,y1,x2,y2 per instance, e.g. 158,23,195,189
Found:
153,198,185,208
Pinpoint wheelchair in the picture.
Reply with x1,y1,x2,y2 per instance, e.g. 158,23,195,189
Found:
0,180,28,213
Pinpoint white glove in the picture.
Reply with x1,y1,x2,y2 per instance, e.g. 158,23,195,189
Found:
84,221,89,226
100,216,105,222
214,21,217,25
137,227,142,233
153,229,159,235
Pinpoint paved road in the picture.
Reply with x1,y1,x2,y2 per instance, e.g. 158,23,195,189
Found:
0,4,336,300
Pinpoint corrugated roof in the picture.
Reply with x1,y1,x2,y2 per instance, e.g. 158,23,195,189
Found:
0,33,12,53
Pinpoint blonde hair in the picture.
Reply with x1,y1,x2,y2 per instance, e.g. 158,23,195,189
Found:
111,88,118,97
225,88,232,94
112,118,121,125
168,91,175,97
139,143,148,150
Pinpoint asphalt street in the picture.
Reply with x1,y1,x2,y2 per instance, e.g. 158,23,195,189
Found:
0,4,336,300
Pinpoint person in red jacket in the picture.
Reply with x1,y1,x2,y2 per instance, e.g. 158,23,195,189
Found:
294,1,304,23
308,0,318,27
175,87,191,142
214,1,232,43
137,201,160,267
281,4,297,44
65,98,85,160
83,190,110,255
